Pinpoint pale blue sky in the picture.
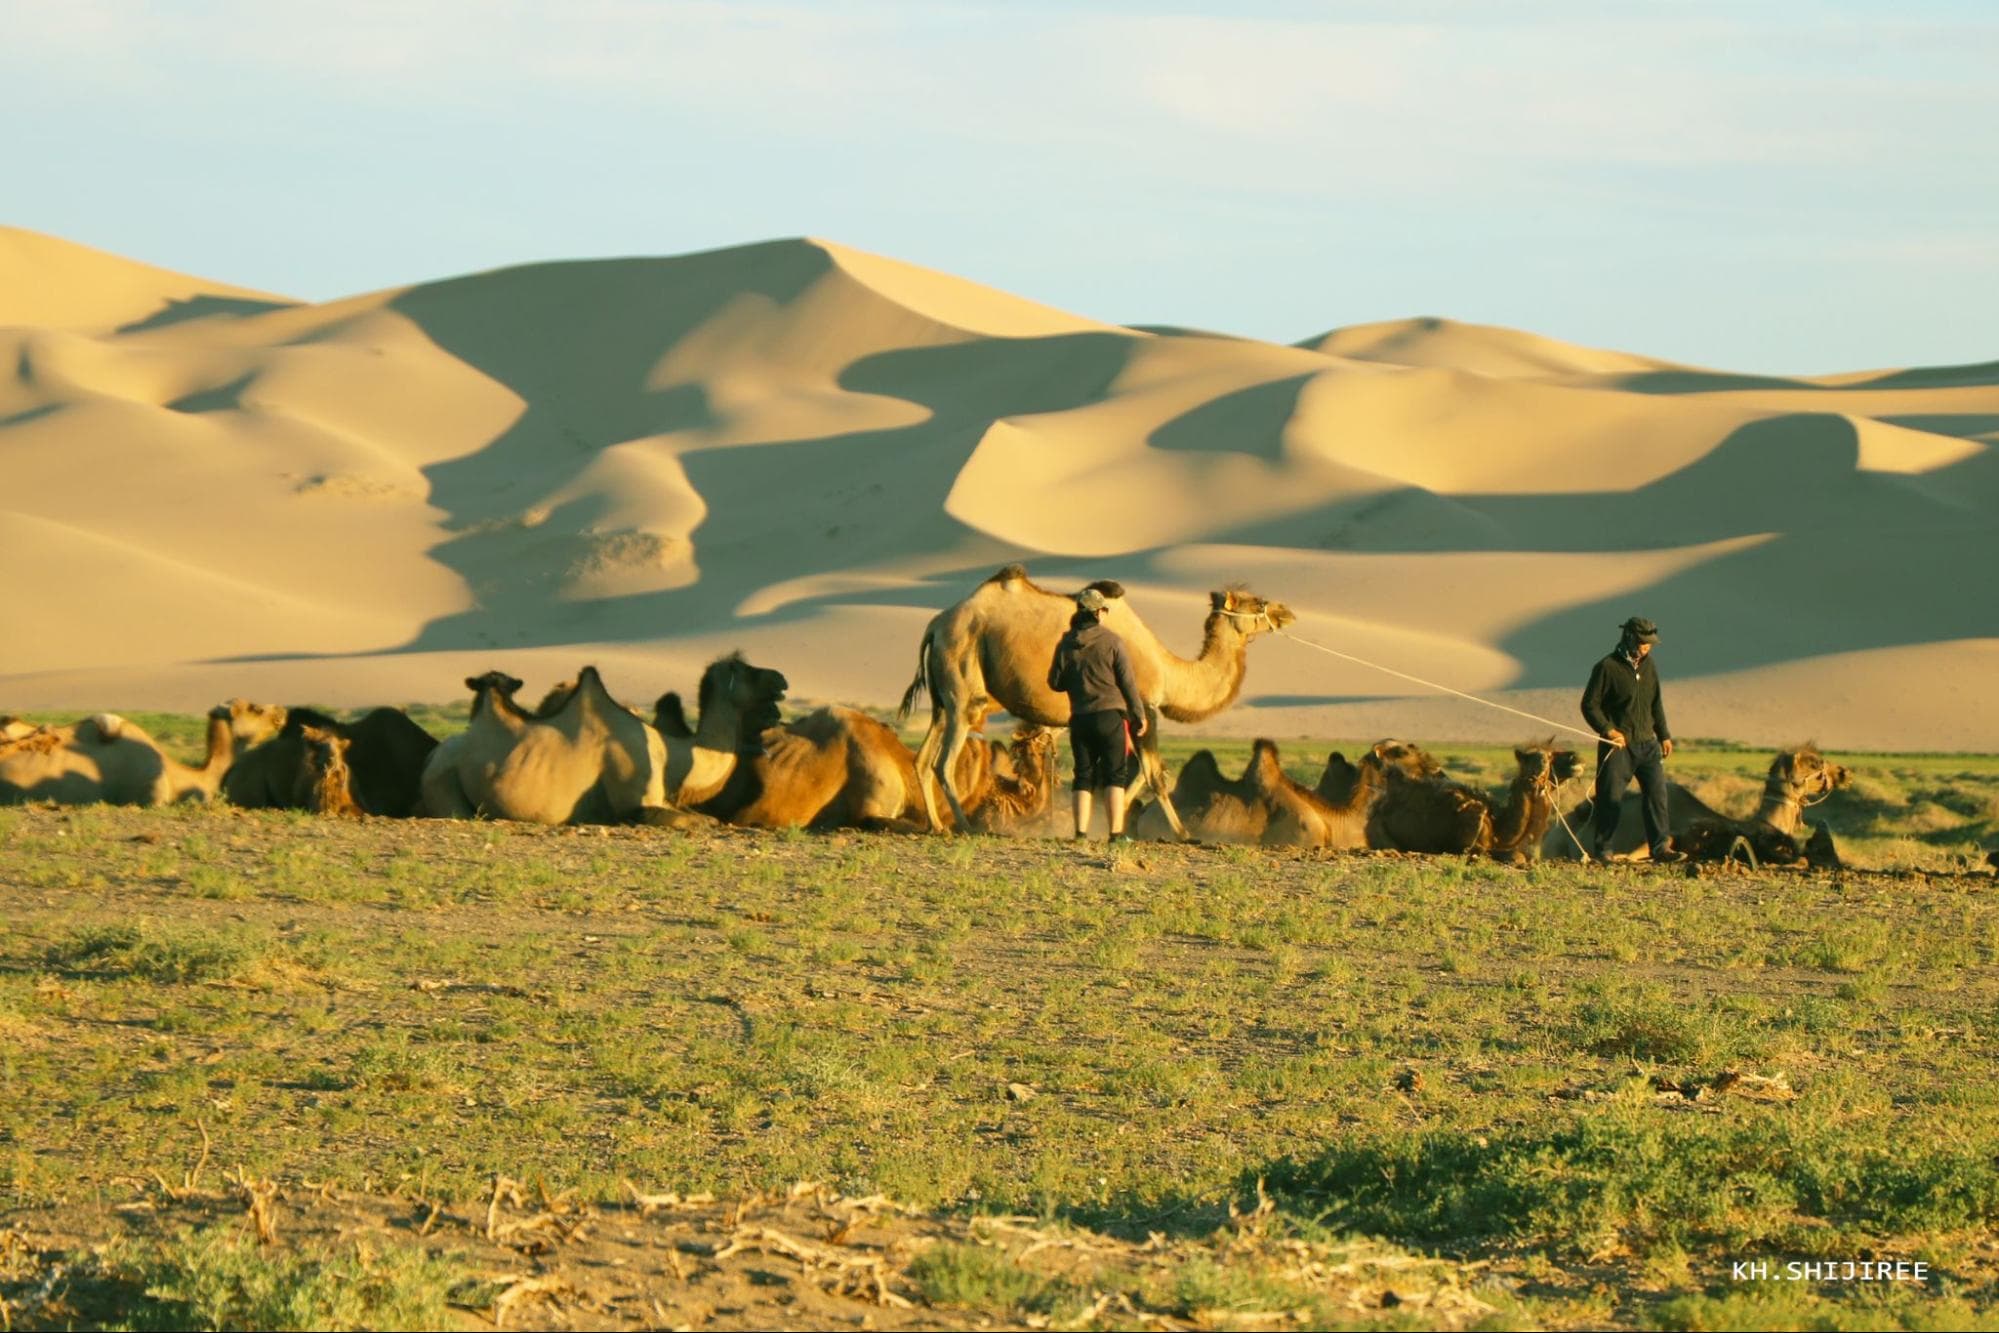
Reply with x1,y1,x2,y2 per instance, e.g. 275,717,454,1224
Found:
7,0,1995,374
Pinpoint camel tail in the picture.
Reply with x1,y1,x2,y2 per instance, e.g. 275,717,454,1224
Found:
896,627,934,725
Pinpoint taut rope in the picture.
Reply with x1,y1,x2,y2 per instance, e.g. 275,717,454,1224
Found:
1270,627,1608,746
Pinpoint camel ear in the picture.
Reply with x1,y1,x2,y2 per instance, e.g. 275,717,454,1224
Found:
1515,748,1531,764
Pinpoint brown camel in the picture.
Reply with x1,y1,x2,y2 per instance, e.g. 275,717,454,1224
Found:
897,564,1293,836
1544,743,1851,867
420,665,674,824
0,701,283,807
293,726,365,817
698,708,1048,833
1259,738,1443,849
964,725,1059,835
1132,739,1436,846
1368,741,1584,861
1129,748,1268,844
225,706,439,817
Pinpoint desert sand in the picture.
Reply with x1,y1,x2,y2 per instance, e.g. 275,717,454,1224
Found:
3,226,1996,749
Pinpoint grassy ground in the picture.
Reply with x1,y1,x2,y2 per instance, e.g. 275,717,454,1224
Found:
3,775,1999,1328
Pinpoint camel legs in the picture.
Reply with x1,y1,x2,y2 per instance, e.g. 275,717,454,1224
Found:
1130,706,1190,841
914,710,976,833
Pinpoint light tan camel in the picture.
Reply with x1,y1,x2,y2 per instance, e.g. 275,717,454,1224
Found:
1543,743,1851,866
420,665,673,824
1368,741,1584,861
0,701,283,807
897,564,1293,836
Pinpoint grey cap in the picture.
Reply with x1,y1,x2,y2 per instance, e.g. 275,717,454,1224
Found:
1076,588,1109,612
1620,617,1659,643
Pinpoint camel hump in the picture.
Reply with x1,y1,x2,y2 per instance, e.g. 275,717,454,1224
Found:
81,713,127,742
1245,739,1287,792
987,563,1030,585
1082,579,1125,600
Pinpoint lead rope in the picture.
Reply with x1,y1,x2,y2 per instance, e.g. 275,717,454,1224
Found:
1269,626,1609,745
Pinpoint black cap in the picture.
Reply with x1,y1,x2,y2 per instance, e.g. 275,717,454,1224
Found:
1620,617,1659,643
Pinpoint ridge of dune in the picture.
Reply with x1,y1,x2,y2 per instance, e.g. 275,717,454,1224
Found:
1300,315,1674,379
0,226,298,335
811,238,1130,340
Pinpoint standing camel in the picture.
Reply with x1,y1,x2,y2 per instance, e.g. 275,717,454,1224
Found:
897,564,1293,836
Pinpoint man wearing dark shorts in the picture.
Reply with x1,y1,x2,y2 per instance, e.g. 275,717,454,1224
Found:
1581,616,1685,864
1047,587,1148,843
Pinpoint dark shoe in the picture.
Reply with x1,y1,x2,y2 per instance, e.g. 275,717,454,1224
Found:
1108,833,1133,846
1651,843,1689,865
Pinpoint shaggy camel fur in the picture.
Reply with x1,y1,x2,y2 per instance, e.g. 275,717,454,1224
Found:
420,666,674,824
1543,744,1851,867
898,564,1293,836
0,701,284,807
964,726,1059,835
1368,741,1584,861
225,706,439,817
294,726,365,817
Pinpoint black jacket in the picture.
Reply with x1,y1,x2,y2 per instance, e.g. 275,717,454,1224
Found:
1581,650,1670,746
1048,621,1146,718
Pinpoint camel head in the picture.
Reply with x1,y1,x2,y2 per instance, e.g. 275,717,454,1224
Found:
1513,740,1584,789
465,671,527,718
296,725,360,816
214,699,289,748
1006,725,1057,786
1207,588,1295,638
1366,738,1442,783
1771,743,1849,804
694,653,790,752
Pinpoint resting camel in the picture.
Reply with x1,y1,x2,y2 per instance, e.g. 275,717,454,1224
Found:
421,656,788,824
294,726,365,817
898,565,1293,837
1260,738,1443,849
0,701,284,807
1367,741,1584,861
701,708,1054,833
224,706,439,817
1543,743,1851,867
1132,739,1438,846
420,666,671,824
964,726,1059,835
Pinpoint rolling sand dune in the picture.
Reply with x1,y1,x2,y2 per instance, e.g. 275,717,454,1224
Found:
3,228,1996,749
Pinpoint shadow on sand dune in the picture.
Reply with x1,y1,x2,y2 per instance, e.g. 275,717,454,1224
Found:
205,253,1998,700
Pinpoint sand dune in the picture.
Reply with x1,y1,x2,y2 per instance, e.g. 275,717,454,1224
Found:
3,230,1996,749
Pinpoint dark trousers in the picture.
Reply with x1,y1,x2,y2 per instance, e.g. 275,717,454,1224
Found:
1591,739,1671,857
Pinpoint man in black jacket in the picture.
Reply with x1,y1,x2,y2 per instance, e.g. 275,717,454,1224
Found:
1048,588,1149,843
1581,616,1685,864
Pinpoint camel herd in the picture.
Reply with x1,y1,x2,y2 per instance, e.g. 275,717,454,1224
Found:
0,563,1851,866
